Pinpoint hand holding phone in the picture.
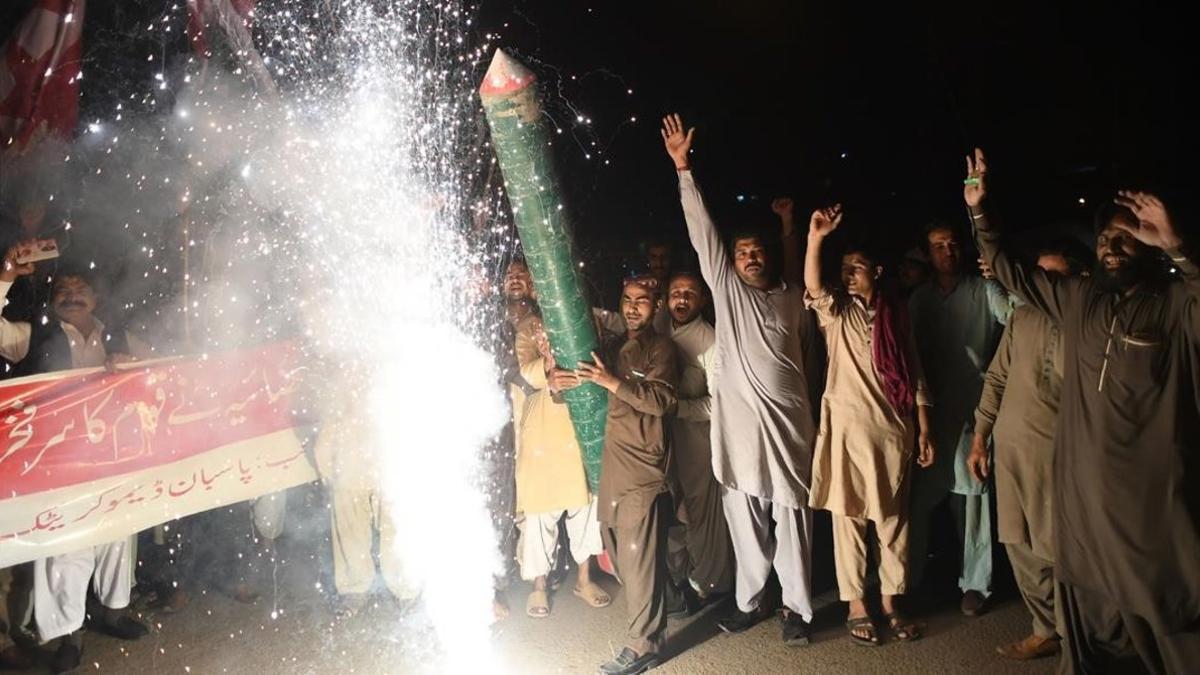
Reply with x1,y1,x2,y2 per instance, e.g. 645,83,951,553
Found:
14,238,60,265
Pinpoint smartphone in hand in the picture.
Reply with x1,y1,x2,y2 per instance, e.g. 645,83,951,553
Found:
15,238,60,265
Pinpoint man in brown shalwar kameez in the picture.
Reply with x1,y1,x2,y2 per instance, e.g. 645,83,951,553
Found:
968,245,1085,661
967,148,1200,674
576,278,679,675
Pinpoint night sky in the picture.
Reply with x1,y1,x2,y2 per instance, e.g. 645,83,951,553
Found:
3,1,1196,278
477,1,1196,275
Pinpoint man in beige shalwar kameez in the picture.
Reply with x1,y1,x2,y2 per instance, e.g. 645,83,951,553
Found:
313,364,417,615
803,206,935,645
512,315,608,617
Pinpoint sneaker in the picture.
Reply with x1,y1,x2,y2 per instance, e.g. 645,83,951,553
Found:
597,647,660,675
781,610,812,646
716,606,771,634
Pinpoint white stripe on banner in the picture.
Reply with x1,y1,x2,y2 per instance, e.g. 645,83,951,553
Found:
0,428,316,567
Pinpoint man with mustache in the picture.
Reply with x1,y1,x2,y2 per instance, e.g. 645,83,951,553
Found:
0,249,147,674
577,277,678,675
662,114,819,645
503,257,538,326
663,271,733,606
967,148,1200,674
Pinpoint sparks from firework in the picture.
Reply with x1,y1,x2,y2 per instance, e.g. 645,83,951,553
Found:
14,1,509,672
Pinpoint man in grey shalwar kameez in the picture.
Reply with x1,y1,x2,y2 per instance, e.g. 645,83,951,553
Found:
663,271,733,601
662,114,817,645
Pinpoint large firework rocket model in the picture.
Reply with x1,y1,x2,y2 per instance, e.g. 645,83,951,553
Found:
479,50,607,491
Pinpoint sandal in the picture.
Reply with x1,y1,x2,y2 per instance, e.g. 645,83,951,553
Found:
573,581,612,608
885,612,922,642
846,615,880,646
526,589,550,618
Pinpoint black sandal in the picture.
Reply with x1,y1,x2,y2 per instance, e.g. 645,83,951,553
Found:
885,612,922,642
846,615,880,646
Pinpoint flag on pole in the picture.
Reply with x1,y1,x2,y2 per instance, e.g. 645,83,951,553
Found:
0,0,87,151
185,0,277,96
186,0,254,58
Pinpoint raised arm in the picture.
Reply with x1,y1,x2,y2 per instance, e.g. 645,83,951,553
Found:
801,206,844,332
804,205,843,298
1112,191,1200,340
966,148,1078,323
774,198,803,287
663,114,731,292
0,246,36,364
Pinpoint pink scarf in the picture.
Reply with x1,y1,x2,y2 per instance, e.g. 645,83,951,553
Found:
871,289,915,418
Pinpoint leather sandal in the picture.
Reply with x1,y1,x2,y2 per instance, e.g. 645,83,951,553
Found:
846,615,880,646
526,589,550,618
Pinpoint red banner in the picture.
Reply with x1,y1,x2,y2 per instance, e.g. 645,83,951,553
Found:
0,343,316,567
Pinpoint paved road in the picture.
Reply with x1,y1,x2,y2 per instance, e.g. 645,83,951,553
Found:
8,554,1059,675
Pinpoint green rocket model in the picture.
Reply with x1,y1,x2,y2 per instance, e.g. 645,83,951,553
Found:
479,49,606,491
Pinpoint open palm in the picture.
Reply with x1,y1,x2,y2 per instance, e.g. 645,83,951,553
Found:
1114,191,1182,250
661,113,694,169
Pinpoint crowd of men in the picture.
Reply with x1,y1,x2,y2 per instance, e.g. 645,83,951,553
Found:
491,116,1198,675
1,111,1197,675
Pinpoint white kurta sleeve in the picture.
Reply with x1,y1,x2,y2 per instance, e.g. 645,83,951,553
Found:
0,280,33,364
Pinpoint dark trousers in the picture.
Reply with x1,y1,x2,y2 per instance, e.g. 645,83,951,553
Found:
1058,580,1200,675
0,563,33,647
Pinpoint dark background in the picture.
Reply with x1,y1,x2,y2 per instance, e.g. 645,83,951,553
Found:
4,0,1196,278
476,0,1196,280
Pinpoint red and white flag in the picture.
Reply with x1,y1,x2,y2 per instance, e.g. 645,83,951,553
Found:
0,0,86,151
186,0,277,96
186,0,254,58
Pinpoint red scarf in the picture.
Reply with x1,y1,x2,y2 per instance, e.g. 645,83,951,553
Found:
871,289,915,418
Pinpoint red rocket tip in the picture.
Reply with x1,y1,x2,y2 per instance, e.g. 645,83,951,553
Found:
479,48,536,96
